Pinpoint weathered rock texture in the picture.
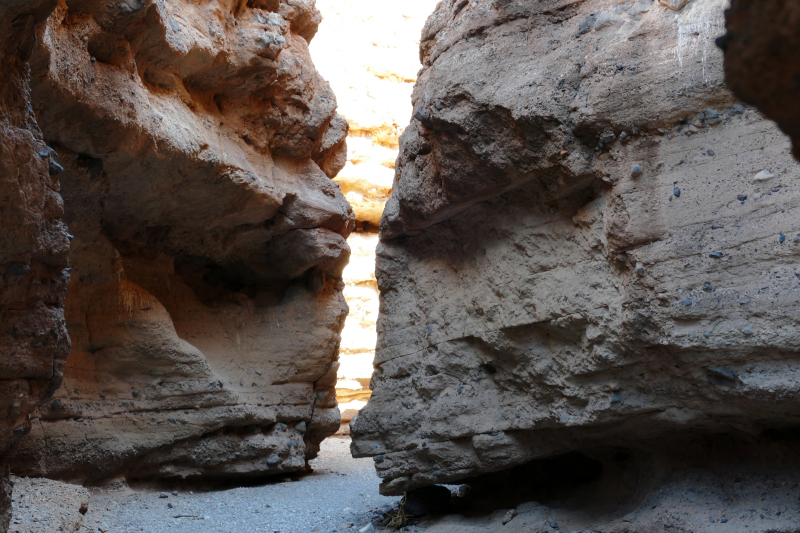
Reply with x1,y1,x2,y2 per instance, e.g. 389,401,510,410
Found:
721,0,800,160
0,0,70,527
9,475,89,533
310,0,440,419
8,0,354,484
352,0,800,503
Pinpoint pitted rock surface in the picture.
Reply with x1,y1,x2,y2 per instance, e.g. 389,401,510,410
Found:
351,0,800,498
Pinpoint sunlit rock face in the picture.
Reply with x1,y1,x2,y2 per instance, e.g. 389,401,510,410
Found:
8,0,352,484
310,0,441,421
0,0,69,527
352,0,800,505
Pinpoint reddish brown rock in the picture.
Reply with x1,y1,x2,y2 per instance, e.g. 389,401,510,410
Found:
7,0,353,485
0,0,69,527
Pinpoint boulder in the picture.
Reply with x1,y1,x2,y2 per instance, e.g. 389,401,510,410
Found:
351,0,800,498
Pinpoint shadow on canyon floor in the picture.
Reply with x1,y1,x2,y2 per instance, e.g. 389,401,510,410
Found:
399,431,800,532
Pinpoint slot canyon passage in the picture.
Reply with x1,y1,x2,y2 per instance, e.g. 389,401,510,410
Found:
2,0,800,532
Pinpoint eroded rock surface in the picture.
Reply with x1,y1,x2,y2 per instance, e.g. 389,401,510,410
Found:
0,0,70,527
9,476,89,533
8,0,353,484
352,0,800,499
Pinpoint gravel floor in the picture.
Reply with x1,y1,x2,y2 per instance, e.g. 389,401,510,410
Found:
76,436,400,533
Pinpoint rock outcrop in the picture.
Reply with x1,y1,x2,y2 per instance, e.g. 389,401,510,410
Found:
0,0,70,527
352,0,800,500
721,0,800,160
8,0,353,484
9,476,89,533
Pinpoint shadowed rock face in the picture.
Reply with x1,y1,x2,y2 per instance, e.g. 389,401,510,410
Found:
351,0,800,500
721,0,800,161
6,0,353,484
0,0,69,527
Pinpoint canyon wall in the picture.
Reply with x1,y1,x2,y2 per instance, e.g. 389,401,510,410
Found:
7,0,353,485
352,0,800,506
310,0,440,424
0,0,69,528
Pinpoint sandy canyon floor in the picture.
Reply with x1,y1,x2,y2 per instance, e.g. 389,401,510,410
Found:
12,438,398,533
11,436,800,533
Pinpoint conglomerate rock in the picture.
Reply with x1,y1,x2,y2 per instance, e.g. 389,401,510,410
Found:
9,475,89,533
7,0,354,484
352,0,800,504
0,0,70,527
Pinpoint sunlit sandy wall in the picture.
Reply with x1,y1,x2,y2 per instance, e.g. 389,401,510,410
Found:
310,0,441,424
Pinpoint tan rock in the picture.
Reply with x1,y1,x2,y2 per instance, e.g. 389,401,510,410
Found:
660,0,690,11
352,0,800,498
9,476,90,533
7,0,353,484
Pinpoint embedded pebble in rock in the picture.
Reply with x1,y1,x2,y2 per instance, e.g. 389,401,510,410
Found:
754,170,776,182
659,0,690,10
673,187,681,197
502,509,518,525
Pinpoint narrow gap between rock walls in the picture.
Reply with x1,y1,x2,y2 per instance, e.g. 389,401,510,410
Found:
309,0,441,440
